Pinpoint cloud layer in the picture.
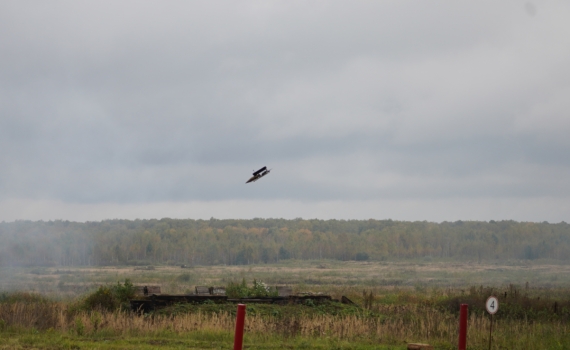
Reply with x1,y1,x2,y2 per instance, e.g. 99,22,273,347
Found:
1,1,569,221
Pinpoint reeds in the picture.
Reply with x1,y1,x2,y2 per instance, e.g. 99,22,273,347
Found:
1,301,569,349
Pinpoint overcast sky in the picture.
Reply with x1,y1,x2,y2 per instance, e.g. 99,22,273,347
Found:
1,1,569,223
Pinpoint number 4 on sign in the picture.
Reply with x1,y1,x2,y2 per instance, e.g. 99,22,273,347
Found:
486,296,499,350
486,296,499,315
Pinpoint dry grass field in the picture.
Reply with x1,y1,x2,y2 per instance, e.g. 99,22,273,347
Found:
2,259,570,296
1,290,569,349
2,260,570,349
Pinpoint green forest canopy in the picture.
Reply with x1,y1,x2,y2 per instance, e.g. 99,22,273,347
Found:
0,218,568,267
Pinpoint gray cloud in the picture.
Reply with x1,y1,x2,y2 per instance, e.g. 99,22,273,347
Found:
1,1,570,221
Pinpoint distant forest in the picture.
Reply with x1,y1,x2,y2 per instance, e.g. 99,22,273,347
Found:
1,218,569,267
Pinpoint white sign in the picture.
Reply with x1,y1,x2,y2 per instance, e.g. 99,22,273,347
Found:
486,296,499,315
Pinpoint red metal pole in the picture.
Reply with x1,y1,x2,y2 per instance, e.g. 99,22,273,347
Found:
233,304,246,350
458,303,468,350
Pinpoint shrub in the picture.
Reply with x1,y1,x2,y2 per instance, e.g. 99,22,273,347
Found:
74,318,85,336
226,279,250,298
83,286,118,311
250,279,277,298
113,279,136,303
226,279,278,298
81,279,136,311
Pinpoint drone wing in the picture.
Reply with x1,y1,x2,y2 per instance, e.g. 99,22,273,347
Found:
252,166,267,176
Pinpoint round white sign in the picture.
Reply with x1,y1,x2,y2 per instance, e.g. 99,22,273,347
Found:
486,296,499,315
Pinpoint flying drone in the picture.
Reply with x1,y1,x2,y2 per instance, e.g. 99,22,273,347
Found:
246,166,271,183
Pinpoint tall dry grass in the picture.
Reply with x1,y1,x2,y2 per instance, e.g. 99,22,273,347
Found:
1,301,569,348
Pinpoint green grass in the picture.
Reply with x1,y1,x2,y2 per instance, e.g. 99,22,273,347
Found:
157,301,368,319
0,329,407,350
2,322,569,350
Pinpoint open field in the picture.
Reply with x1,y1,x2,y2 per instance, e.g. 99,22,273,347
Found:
1,260,570,349
2,259,570,296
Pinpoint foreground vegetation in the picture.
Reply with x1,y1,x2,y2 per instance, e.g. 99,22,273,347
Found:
1,282,570,349
1,255,569,348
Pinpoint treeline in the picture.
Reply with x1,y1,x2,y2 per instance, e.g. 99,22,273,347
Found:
0,218,569,267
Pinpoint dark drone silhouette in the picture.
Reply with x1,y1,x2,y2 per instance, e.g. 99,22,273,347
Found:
246,166,271,183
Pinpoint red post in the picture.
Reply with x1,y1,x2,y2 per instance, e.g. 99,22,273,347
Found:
458,304,468,350
233,304,246,350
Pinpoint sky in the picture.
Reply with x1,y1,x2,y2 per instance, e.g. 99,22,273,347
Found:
1,1,569,223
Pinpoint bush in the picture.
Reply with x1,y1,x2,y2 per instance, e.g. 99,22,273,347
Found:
74,318,85,336
83,286,118,311
226,279,250,298
113,279,136,303
226,279,278,298
81,279,136,311
250,279,276,298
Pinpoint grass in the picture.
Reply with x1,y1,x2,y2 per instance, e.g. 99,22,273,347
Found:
0,330,408,349
2,260,570,348
4,259,570,298
2,286,570,349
